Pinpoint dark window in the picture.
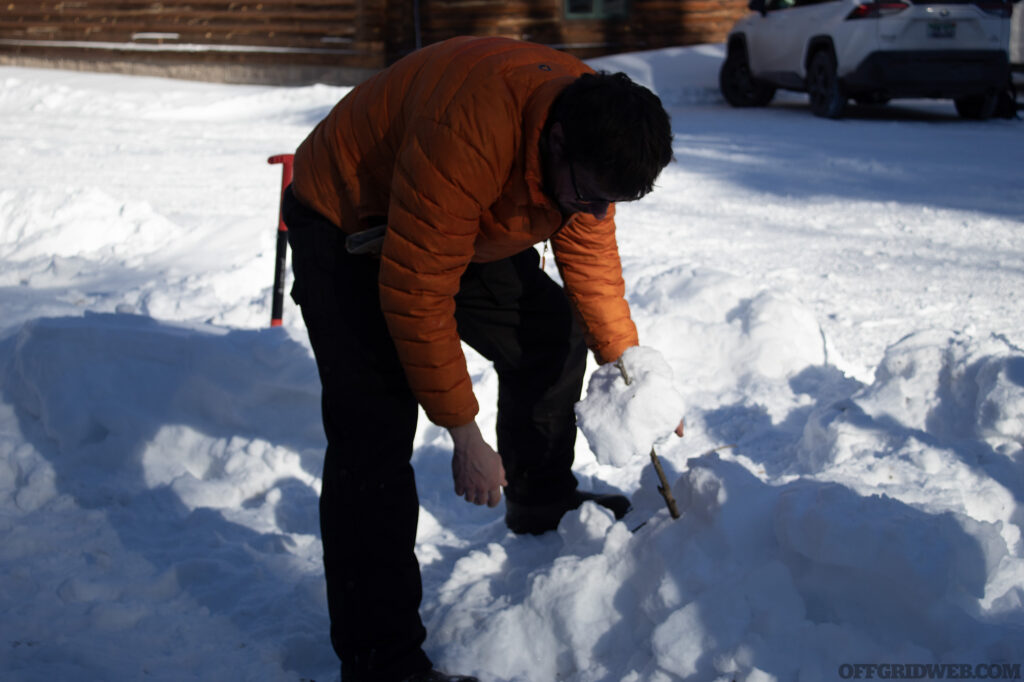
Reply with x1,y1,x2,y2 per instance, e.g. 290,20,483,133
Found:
566,0,628,19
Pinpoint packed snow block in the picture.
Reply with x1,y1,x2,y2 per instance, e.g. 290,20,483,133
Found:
799,329,1024,471
971,355,1024,444
557,499,615,556
575,345,686,466
728,290,827,380
776,482,965,598
633,457,810,681
670,460,727,524
773,481,1000,649
796,329,1024,556
629,266,829,397
650,559,804,680
861,329,1024,443
859,329,963,435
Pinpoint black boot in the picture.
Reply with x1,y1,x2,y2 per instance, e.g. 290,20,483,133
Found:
401,670,479,682
506,490,630,535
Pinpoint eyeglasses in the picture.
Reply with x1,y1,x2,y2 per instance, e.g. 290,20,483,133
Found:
568,159,613,208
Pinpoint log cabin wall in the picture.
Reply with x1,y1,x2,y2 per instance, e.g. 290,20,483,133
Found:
0,0,748,84
0,0,396,84
411,0,744,60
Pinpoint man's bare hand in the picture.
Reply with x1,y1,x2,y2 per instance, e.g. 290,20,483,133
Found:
449,420,507,507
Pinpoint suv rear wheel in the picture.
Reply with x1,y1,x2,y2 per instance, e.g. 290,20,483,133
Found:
954,92,998,120
807,50,846,119
720,49,776,107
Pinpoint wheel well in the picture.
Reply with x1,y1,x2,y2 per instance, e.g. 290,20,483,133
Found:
804,37,836,72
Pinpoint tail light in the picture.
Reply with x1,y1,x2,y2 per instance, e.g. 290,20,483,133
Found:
846,1,910,18
974,0,1012,16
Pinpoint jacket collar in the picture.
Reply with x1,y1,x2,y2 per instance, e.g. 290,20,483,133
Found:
522,76,575,210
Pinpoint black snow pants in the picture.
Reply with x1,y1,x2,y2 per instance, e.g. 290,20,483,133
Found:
282,185,587,681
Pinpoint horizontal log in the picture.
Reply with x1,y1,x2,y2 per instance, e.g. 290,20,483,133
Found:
0,41,385,68
419,7,738,25
1,14,362,30
0,26,366,46
0,22,358,33
0,19,360,36
0,23,360,37
418,4,741,22
4,1,361,10
3,9,361,22
0,35,384,53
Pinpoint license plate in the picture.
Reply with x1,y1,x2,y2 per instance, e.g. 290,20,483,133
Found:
928,21,956,38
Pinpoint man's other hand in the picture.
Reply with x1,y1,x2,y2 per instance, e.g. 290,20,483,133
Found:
449,420,507,507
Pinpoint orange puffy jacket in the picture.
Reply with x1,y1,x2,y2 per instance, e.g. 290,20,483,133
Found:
292,36,638,428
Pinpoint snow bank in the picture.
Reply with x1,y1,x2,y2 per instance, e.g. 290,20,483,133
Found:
0,188,178,264
0,314,335,680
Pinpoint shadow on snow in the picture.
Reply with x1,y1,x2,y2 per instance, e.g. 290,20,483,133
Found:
0,312,333,679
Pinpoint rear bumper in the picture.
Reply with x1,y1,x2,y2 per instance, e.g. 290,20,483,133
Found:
843,50,1010,97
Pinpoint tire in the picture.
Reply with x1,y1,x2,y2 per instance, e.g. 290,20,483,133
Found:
954,92,998,120
806,50,845,119
719,52,776,108
992,88,1019,119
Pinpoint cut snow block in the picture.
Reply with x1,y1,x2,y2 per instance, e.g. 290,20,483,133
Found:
575,346,686,467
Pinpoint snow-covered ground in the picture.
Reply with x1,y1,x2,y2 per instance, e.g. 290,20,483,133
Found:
1,44,1023,682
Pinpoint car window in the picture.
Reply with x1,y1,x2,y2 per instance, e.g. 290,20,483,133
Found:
765,0,796,10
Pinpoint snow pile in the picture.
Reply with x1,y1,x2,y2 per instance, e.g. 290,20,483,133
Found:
429,446,1022,681
1,314,333,680
0,188,178,265
426,325,1024,682
801,329,1024,468
2,46,1023,682
799,329,1024,552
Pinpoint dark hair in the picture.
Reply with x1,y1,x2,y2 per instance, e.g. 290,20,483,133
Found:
549,71,674,200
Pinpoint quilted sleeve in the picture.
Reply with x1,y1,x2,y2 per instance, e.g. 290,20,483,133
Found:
550,208,639,364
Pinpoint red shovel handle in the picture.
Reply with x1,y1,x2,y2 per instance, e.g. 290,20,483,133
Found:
268,154,295,327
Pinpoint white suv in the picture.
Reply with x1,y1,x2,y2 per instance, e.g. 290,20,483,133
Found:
719,0,1016,118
